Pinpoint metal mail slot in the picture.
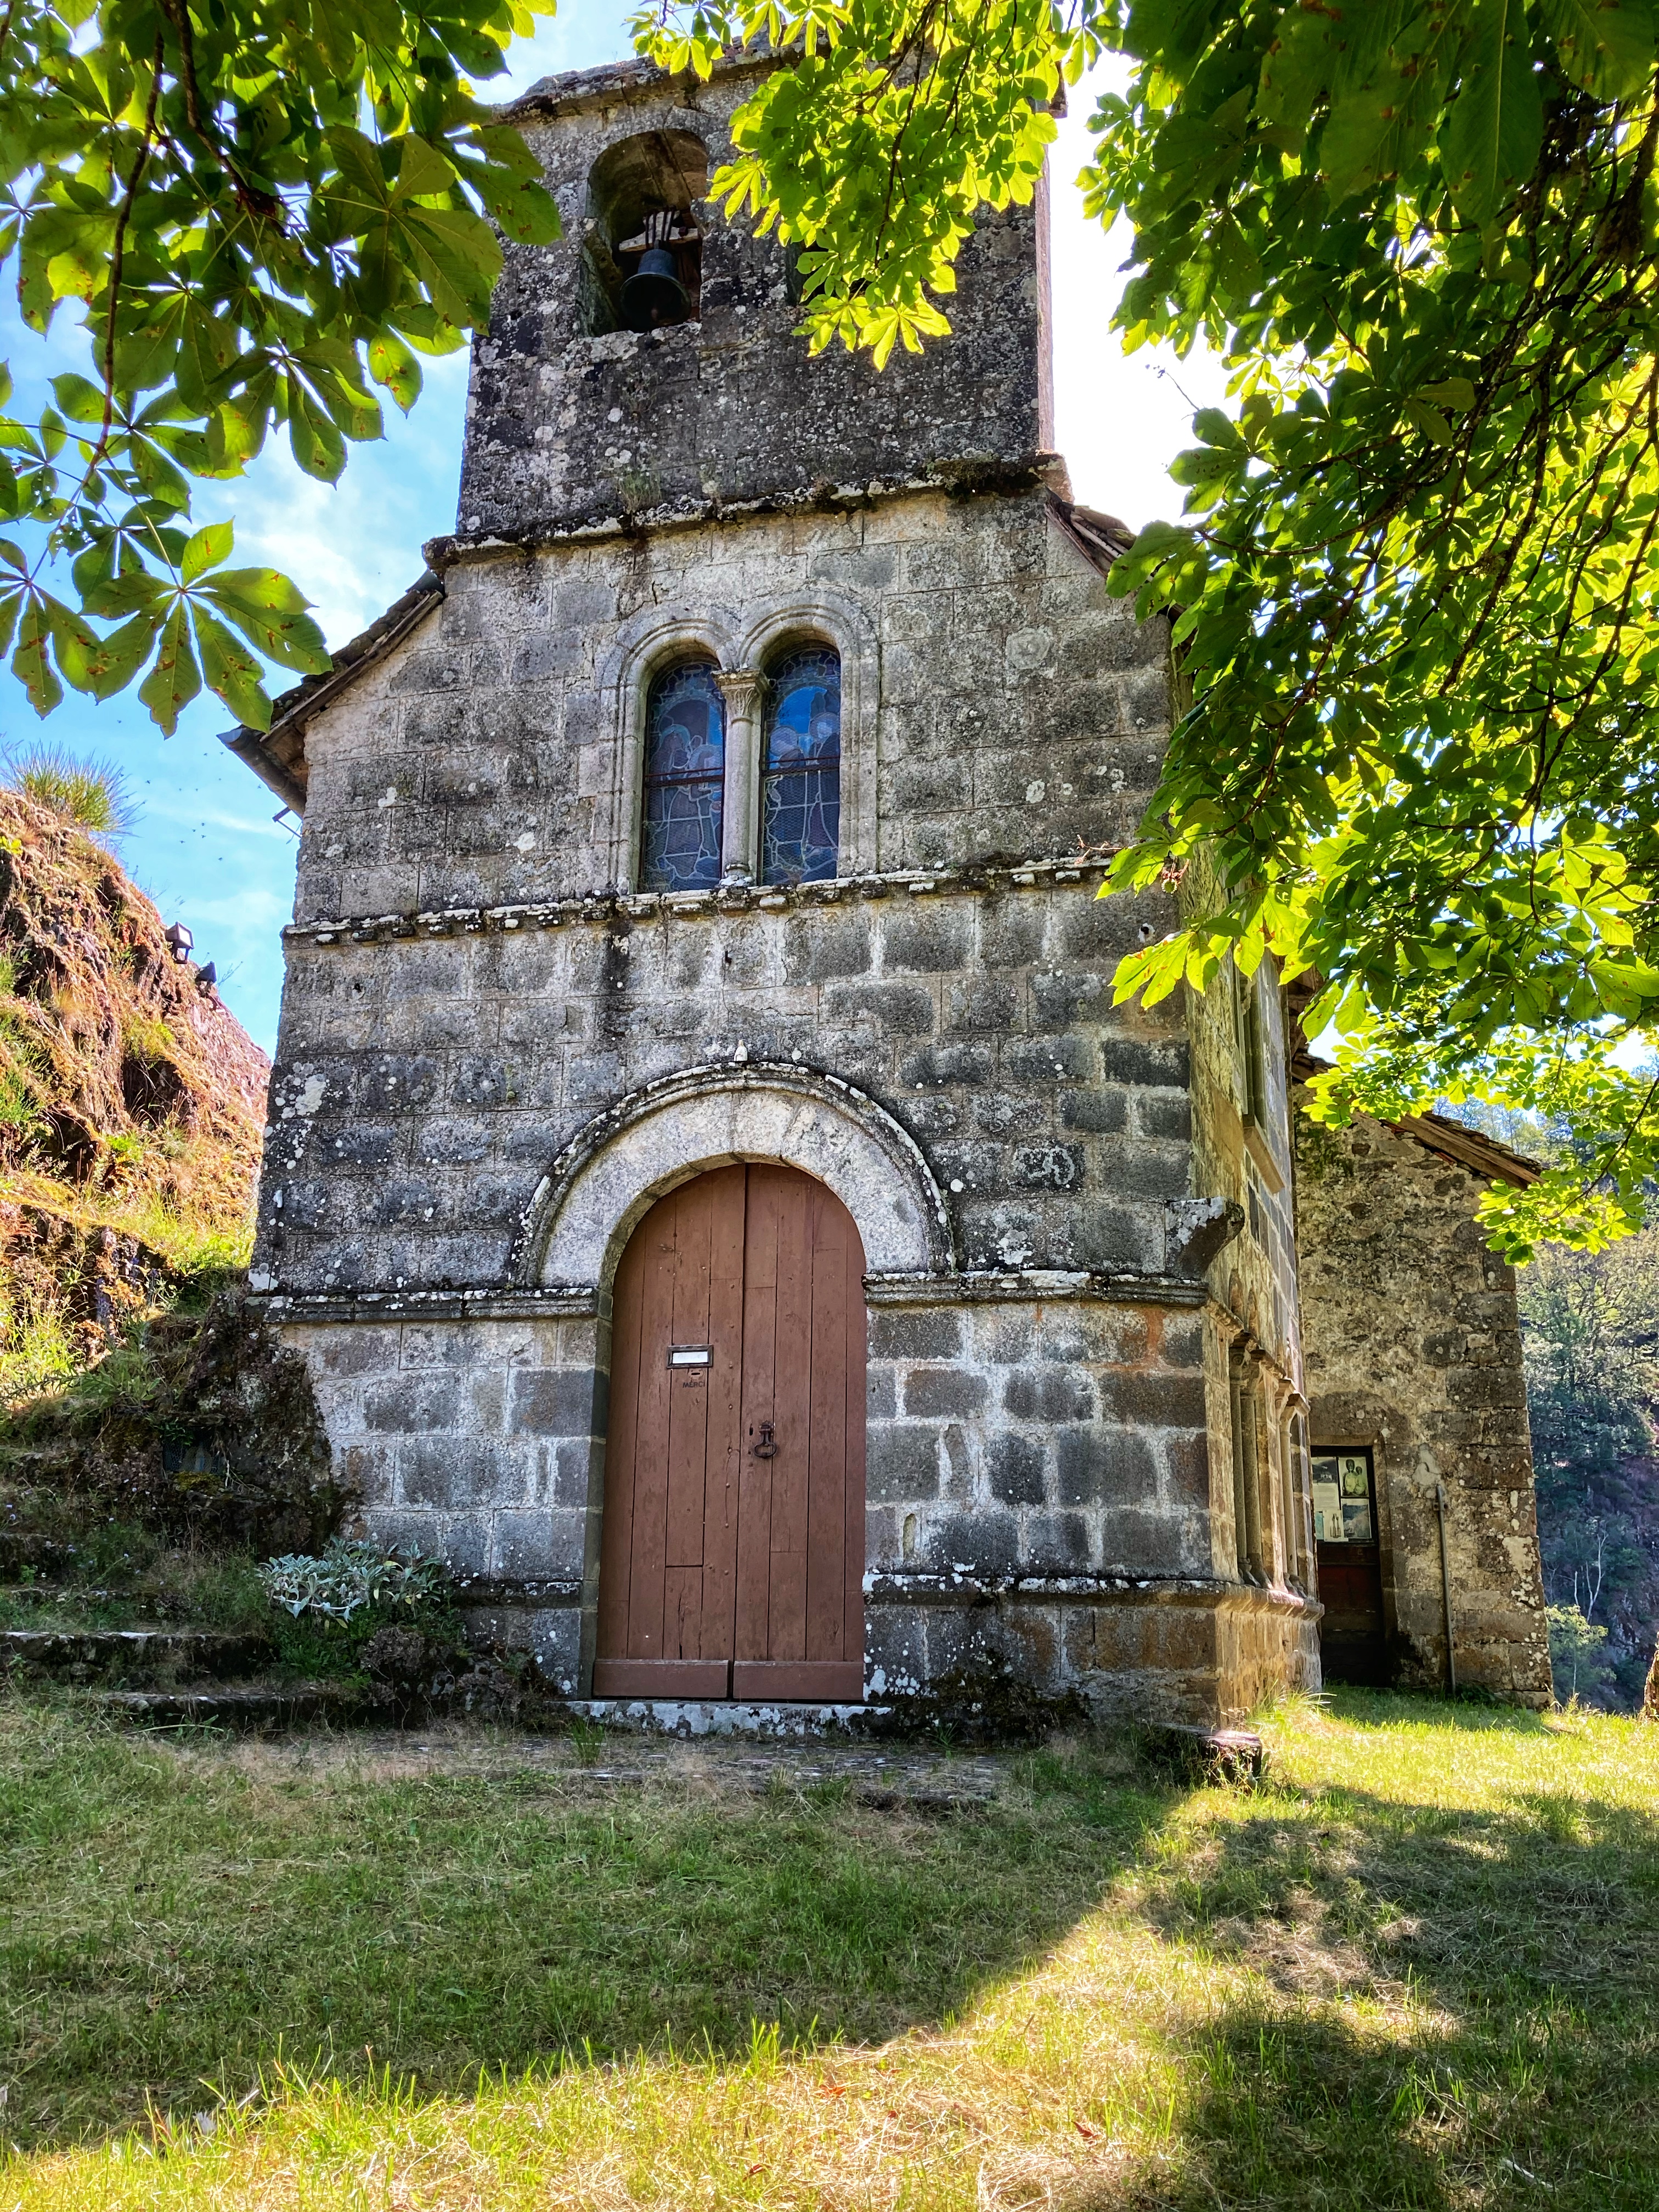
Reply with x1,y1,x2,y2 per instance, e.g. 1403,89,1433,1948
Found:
668,1344,713,1368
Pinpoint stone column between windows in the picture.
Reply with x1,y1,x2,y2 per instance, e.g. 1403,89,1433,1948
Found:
716,669,770,885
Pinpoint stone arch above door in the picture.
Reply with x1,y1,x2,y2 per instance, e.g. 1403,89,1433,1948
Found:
513,1061,955,1289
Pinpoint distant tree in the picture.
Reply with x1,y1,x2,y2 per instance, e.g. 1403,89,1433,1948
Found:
1547,1602,1618,1704
1521,1232,1659,1474
1521,1231,1659,1704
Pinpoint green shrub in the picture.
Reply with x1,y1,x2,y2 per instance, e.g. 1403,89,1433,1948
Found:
258,1539,461,1686
258,1539,450,1624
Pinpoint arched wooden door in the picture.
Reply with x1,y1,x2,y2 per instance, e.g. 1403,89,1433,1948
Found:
593,1163,867,1701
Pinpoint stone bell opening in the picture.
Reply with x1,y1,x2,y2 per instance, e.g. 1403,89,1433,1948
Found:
578,127,707,335
593,1162,867,1701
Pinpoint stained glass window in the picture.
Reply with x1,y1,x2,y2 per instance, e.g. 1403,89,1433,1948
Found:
640,659,725,892
761,646,840,885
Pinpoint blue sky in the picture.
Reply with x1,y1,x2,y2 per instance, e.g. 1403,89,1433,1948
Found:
0,12,1224,1056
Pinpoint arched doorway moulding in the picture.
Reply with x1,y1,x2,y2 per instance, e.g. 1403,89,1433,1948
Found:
512,1062,955,1293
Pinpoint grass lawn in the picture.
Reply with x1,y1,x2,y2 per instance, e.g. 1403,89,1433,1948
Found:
1,1692,1656,2208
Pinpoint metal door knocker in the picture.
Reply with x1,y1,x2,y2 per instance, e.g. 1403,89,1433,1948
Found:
752,1421,778,1459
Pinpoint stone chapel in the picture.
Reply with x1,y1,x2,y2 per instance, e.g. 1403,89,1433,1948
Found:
228,48,1554,1724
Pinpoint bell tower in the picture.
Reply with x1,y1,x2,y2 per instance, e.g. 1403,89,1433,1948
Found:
457,53,1057,543
229,45,1341,1730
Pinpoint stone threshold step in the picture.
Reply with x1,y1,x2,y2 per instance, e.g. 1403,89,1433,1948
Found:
565,1699,894,1740
1142,1723,1266,1782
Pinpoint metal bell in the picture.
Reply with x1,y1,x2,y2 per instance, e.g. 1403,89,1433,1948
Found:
621,244,688,331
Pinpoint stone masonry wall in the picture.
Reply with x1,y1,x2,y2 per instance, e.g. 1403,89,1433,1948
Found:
259,486,1191,1304
258,876,1194,1301
279,1280,1252,1714
462,58,1048,542
1294,1097,1551,1703
289,489,1161,927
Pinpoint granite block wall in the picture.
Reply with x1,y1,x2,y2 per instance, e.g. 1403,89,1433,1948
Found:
256,871,1195,1300
461,55,1049,541
1294,1098,1551,1704
287,489,1165,928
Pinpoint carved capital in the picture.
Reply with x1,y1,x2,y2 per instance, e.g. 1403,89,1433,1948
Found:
715,668,771,720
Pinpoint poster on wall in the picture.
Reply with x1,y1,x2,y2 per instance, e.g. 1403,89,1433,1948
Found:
1312,1452,1375,1544
1312,1475,1344,1541
1340,1454,1374,1541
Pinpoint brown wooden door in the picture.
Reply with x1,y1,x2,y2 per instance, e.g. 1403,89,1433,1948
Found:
1312,1447,1391,1685
593,1164,866,1702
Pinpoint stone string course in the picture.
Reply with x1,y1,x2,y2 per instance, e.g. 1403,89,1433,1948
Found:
286,855,1114,949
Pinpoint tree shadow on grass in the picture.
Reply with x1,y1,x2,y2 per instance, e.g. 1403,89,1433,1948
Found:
0,1711,1165,2149
5,1692,1656,2200
1135,1696,1659,2210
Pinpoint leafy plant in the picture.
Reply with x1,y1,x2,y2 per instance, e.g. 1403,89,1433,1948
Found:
1,743,132,840
1546,1601,1618,1703
640,0,1659,1249
0,0,560,731
258,1538,451,1624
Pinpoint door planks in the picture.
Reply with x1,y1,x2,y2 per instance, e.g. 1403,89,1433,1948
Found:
594,1164,866,1702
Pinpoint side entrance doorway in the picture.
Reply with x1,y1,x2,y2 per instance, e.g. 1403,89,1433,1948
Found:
592,1163,867,1701
1312,1446,1391,1685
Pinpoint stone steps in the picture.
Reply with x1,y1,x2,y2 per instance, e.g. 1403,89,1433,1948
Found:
1,1627,274,1686
83,1681,368,1730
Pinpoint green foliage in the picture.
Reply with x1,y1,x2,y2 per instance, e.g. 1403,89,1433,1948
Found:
1084,4,1659,1254
1547,1601,1618,1700
0,0,560,732
1,741,132,838
637,0,1071,366
1303,1031,1659,1259
1520,1229,1659,1468
655,0,1659,1249
0,1283,78,1403
1520,1228,1659,1706
258,1537,450,1623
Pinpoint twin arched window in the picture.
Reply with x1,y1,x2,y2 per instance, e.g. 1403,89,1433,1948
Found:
640,646,841,892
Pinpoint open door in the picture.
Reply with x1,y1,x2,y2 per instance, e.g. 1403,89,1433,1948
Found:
1312,1446,1391,1685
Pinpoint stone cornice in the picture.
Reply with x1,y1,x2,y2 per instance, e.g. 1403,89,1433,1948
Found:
424,454,1070,572
864,1267,1210,1310
250,1267,1237,1325
256,1286,600,1324
284,856,1119,947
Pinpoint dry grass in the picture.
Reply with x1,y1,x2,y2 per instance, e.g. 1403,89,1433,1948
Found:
1,1691,1655,2208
